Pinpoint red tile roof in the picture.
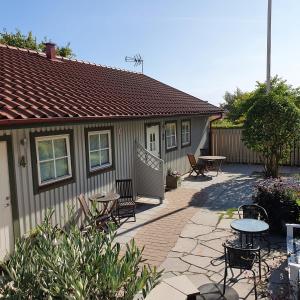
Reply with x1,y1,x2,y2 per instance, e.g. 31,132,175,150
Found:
0,44,222,127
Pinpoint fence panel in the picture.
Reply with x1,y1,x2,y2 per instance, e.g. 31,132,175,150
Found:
211,128,300,166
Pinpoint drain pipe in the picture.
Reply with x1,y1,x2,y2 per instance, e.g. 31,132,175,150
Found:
209,113,223,155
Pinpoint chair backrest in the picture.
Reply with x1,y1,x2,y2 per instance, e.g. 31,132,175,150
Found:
200,148,209,156
116,179,133,199
78,194,91,217
187,153,197,167
224,244,257,270
238,204,268,221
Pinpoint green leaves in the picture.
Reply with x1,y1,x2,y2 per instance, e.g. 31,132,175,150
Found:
0,211,161,299
0,29,75,58
242,85,300,178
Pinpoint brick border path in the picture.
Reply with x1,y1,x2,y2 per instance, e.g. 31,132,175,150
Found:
133,187,207,267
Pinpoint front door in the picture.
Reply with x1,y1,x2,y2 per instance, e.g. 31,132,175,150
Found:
146,125,160,157
0,141,14,260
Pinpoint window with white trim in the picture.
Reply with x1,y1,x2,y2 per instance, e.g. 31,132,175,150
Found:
165,122,177,150
88,130,112,171
36,135,72,185
181,120,191,146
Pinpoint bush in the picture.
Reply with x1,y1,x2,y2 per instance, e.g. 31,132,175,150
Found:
253,178,300,233
0,211,161,299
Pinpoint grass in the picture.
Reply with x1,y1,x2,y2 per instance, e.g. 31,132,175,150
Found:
217,207,237,223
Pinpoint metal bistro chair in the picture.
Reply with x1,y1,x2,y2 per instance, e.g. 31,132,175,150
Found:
187,153,205,177
77,194,109,231
238,204,270,251
223,243,261,300
116,179,136,222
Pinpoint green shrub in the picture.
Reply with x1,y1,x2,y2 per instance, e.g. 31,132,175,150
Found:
0,211,161,299
253,178,300,233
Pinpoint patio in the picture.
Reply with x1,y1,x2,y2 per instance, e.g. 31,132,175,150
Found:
116,164,300,299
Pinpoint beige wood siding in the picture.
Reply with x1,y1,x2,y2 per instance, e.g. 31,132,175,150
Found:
211,128,300,166
0,116,209,235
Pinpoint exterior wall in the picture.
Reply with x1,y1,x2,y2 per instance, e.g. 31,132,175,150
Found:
0,115,209,235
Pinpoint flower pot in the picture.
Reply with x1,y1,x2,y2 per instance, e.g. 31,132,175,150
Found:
166,175,181,189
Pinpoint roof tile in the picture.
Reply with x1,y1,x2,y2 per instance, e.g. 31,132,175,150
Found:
0,44,222,126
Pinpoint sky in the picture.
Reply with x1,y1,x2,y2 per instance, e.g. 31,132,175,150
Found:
1,1,300,106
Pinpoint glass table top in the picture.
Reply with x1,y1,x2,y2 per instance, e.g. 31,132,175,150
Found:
231,218,269,233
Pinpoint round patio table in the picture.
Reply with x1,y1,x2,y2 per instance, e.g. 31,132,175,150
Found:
198,156,226,176
89,192,120,225
231,219,269,247
197,283,239,300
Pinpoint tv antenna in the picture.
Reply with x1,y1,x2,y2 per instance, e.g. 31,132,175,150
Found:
125,54,144,73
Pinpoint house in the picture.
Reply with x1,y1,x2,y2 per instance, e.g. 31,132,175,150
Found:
0,43,222,259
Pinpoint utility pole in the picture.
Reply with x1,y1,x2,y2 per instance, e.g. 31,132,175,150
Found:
266,0,272,93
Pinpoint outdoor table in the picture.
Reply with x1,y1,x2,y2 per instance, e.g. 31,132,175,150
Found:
230,218,269,247
89,192,120,225
198,155,226,176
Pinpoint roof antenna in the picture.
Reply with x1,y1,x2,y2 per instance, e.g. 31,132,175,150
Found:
125,54,143,73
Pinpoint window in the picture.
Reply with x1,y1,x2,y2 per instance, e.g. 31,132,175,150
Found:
150,133,156,151
88,130,112,172
181,120,191,147
36,135,72,186
165,122,177,150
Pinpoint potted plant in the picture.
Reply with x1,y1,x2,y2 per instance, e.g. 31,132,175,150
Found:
166,168,181,189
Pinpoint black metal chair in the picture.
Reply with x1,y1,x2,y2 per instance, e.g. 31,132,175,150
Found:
223,243,261,299
116,179,136,222
238,204,268,222
238,204,270,251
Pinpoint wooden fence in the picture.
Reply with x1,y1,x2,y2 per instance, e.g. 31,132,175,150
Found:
210,128,300,166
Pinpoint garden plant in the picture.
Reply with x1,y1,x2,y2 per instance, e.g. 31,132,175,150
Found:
0,211,161,299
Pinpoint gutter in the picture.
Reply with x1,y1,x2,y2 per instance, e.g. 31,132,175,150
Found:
209,113,223,155
0,111,223,129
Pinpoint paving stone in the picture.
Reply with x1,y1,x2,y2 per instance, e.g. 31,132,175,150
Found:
231,282,255,299
167,251,184,258
172,238,197,253
181,254,213,269
180,224,214,238
186,274,212,287
190,211,219,227
197,230,232,242
160,257,190,273
217,218,234,230
191,244,222,257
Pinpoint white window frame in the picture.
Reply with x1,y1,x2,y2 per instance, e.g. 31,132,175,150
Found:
165,122,177,150
35,134,72,186
88,130,112,172
181,120,191,146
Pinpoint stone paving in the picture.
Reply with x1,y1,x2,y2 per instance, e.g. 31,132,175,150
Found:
116,164,300,299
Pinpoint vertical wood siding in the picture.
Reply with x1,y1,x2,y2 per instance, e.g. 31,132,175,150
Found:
211,128,300,166
0,116,208,235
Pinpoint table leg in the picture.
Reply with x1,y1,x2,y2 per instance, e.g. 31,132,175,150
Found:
217,159,223,176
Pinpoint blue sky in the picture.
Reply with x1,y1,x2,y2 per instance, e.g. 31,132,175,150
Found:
1,1,300,106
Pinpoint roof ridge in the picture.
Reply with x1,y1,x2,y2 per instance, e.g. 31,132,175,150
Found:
0,43,142,75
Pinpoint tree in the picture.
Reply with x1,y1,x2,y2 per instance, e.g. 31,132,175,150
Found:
242,84,300,178
0,29,75,58
219,76,300,126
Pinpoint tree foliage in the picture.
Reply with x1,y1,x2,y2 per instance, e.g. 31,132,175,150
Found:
242,82,300,178
218,76,300,128
0,29,75,58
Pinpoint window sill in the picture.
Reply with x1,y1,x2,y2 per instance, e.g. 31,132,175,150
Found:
181,142,191,148
88,165,114,177
166,146,178,153
35,176,75,194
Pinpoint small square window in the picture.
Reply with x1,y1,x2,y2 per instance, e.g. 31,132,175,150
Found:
36,134,72,186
